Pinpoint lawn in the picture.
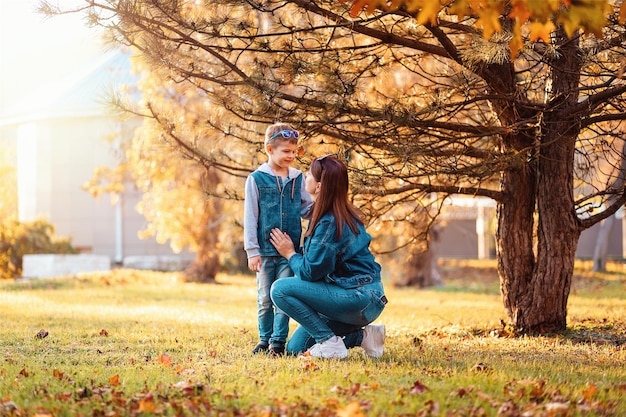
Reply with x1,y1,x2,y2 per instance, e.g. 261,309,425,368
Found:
0,260,625,416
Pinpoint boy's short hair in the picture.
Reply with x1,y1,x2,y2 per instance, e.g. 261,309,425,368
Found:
265,123,300,148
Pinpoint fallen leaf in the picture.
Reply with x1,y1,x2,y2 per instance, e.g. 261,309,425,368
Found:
138,397,156,413
410,380,428,395
471,362,492,373
337,401,366,417
582,384,597,402
158,354,173,368
35,330,48,339
108,374,120,386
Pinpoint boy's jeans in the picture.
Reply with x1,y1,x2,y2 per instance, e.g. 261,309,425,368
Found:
270,277,386,355
257,256,291,345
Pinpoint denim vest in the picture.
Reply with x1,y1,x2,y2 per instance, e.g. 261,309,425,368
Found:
251,170,303,256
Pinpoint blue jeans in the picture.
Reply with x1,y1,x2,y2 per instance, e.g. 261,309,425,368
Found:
257,256,291,345
270,277,386,355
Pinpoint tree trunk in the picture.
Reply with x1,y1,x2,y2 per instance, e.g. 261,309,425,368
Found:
592,215,615,272
592,141,626,272
496,27,581,333
181,168,222,283
396,226,442,288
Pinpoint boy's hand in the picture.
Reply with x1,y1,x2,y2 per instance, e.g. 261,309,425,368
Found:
269,228,296,260
248,256,262,272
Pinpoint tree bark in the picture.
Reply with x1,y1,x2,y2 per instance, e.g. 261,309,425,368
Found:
592,141,626,272
497,27,581,333
181,168,222,283
396,226,442,288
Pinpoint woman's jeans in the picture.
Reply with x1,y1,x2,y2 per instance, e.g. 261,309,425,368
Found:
257,256,292,345
270,277,386,355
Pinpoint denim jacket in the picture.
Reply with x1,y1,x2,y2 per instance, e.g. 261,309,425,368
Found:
288,212,382,289
243,164,312,258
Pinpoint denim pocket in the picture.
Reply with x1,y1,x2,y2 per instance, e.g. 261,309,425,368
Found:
360,292,387,323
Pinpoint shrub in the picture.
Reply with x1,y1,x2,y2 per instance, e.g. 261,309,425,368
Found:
0,218,76,279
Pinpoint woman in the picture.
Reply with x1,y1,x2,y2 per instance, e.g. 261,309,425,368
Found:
269,155,387,359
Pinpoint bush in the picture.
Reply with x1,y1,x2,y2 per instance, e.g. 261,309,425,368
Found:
0,218,76,279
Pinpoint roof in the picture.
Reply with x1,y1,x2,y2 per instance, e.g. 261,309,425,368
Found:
0,48,138,126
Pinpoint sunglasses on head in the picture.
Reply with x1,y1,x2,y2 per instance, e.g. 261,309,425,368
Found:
316,153,336,164
269,130,300,142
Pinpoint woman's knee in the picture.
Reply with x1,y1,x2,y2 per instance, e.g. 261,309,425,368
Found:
269,278,286,306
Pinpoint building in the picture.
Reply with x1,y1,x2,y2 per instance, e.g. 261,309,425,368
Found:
0,49,190,270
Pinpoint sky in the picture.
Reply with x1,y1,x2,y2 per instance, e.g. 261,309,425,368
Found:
0,0,106,113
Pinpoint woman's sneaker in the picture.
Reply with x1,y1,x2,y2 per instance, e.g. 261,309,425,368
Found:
301,336,348,359
361,325,385,358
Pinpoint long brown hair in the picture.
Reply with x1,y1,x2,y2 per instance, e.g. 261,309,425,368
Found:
305,155,363,240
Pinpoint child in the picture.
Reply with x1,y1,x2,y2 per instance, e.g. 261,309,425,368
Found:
243,123,313,356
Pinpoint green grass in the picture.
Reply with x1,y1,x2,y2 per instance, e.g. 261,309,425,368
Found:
1,263,625,416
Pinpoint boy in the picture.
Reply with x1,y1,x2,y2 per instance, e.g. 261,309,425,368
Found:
243,123,312,356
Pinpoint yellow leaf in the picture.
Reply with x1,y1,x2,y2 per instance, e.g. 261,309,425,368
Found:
477,6,503,39
447,0,470,20
509,20,524,58
415,0,442,25
529,20,556,43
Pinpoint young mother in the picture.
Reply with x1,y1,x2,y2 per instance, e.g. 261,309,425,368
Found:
269,155,387,359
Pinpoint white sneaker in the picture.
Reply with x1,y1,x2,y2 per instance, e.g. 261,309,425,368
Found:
302,336,348,359
361,324,385,358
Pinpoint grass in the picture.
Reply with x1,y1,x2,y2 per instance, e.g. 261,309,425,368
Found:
0,260,625,416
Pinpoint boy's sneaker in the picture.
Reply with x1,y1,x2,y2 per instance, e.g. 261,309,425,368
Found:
252,341,269,354
300,336,348,359
268,342,285,357
361,324,385,358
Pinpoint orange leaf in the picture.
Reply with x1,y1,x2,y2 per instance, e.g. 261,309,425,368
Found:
348,0,388,16
583,384,597,402
529,20,556,43
621,0,626,24
509,0,532,23
158,354,173,367
138,398,156,413
108,374,120,386
301,360,319,371
337,401,366,417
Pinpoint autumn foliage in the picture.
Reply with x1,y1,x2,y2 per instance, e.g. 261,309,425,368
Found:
343,0,625,57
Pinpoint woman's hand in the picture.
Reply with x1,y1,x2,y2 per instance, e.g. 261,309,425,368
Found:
270,228,297,260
